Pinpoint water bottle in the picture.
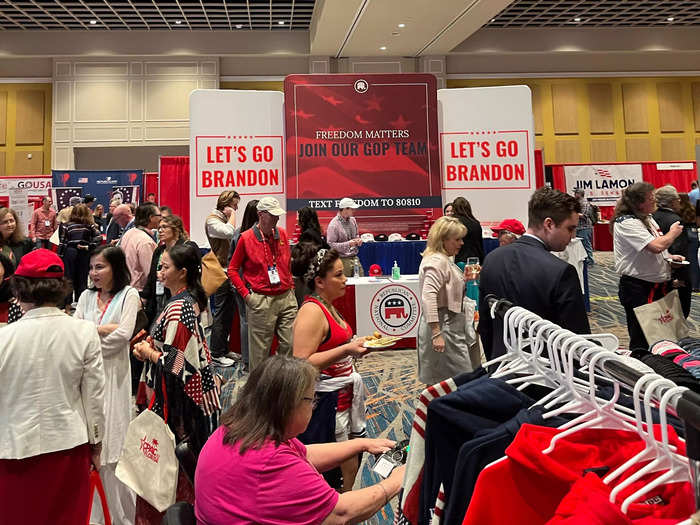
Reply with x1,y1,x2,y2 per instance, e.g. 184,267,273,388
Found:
353,259,360,278
392,260,401,280
466,279,479,311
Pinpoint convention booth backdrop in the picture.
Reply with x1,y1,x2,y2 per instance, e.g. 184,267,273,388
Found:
51,170,144,209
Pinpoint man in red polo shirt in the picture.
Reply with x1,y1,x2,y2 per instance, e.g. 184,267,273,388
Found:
228,197,296,371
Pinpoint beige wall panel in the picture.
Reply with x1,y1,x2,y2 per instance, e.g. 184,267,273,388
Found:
0,152,5,177
74,62,129,76
54,81,72,123
661,137,689,160
13,150,43,175
144,80,197,121
657,82,684,133
551,84,578,135
53,146,74,170
73,127,129,142
15,90,45,145
626,138,652,161
129,80,143,121
590,139,617,162
53,127,71,143
622,83,649,133
144,126,190,141
145,62,198,76
200,79,217,90
531,84,543,135
351,61,402,73
555,140,582,163
0,91,6,145
200,61,217,75
587,84,614,134
693,83,700,133
75,81,128,122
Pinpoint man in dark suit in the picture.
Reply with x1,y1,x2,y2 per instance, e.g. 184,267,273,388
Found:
479,187,591,359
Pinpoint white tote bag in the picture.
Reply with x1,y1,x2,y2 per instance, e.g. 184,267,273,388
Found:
633,289,690,344
115,407,178,512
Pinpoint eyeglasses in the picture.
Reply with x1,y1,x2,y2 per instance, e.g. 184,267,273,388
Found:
302,396,318,409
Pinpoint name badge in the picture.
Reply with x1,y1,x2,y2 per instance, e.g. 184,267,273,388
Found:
268,265,281,285
44,220,51,227
156,280,165,296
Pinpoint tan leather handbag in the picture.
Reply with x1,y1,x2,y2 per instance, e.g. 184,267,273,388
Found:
200,250,228,296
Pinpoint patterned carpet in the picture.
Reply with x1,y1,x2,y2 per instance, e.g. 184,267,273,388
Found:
215,251,700,525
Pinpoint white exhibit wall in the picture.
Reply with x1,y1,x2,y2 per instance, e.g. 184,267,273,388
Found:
189,89,285,247
438,85,536,227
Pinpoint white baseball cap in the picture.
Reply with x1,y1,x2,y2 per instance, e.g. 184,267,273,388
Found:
339,197,360,209
257,197,286,216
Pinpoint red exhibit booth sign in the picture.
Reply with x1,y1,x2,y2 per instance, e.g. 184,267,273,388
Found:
284,74,441,235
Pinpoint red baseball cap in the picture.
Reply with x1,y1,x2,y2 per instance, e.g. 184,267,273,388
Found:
14,249,64,279
369,264,382,276
492,219,526,237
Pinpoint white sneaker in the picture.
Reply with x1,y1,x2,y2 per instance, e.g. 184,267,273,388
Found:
212,355,236,367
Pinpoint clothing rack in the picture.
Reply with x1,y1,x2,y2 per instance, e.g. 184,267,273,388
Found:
486,294,700,512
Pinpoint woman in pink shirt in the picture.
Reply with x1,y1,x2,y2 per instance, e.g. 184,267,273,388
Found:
195,355,406,525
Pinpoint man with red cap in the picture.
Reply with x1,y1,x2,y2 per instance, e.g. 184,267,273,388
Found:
492,218,526,247
0,249,105,525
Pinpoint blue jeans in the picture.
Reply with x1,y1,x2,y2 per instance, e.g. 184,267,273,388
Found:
576,227,594,264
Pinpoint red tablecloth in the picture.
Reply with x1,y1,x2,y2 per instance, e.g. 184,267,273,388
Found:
593,223,613,251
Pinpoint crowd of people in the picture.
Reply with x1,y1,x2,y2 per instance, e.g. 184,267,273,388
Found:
1,179,699,524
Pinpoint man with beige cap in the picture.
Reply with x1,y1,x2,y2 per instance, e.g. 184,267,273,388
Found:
228,197,297,371
327,197,364,276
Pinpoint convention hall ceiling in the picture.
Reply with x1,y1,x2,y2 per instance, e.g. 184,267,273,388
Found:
0,1,316,30
487,0,700,27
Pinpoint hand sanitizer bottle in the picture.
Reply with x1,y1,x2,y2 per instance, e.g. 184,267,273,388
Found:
392,260,400,280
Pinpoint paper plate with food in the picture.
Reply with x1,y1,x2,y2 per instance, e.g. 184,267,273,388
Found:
363,332,402,349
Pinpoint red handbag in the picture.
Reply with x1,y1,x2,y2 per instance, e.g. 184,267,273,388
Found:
86,469,112,525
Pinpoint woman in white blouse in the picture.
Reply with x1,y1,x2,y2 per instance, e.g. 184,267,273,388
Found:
75,245,140,525
417,217,474,385
612,182,684,350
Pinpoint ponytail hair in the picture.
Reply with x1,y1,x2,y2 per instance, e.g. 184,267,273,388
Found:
167,243,207,311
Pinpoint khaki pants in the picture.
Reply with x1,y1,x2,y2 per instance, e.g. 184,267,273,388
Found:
246,289,298,372
340,256,364,277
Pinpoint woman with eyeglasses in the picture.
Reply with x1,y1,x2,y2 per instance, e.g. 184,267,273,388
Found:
194,355,404,525
142,214,199,325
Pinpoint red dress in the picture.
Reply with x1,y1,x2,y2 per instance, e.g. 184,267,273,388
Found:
305,296,354,411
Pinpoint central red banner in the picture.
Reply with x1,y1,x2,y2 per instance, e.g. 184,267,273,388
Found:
284,73,440,235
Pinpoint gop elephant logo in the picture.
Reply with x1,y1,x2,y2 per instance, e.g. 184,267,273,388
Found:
370,285,419,336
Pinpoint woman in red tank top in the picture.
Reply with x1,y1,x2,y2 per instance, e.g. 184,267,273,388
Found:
292,247,369,492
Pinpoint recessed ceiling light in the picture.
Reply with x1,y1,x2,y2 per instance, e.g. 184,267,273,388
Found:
235,23,243,29
380,46,387,50
490,18,496,22
278,20,285,25
667,16,675,21
89,19,97,25
573,17,582,22
397,23,406,28
175,20,182,25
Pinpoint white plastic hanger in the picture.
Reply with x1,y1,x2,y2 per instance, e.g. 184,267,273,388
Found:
608,377,679,503
603,373,669,486
619,386,690,514
542,351,636,454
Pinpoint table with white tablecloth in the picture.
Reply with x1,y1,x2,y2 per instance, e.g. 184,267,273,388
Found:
333,276,420,348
